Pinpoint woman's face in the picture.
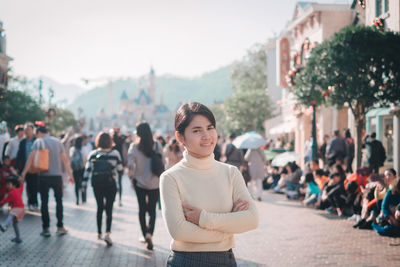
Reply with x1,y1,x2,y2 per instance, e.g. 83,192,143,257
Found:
176,115,217,158
384,170,396,185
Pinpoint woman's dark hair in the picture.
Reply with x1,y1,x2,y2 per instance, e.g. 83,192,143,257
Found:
95,131,113,149
315,169,325,177
288,162,299,172
136,122,154,157
335,164,346,181
330,172,340,179
345,129,351,139
157,136,166,147
174,102,216,135
347,181,358,194
73,136,83,150
386,168,397,176
7,176,20,188
304,173,315,184
169,139,180,153
392,178,400,195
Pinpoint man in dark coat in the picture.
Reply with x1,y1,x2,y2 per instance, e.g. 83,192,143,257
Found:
367,132,386,173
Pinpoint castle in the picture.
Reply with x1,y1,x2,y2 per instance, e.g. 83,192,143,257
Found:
95,68,173,134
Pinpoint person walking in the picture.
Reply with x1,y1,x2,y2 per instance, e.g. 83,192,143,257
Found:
15,123,38,211
367,132,386,174
4,125,24,167
244,147,267,201
21,125,74,237
69,135,86,205
224,133,244,170
326,130,347,166
111,126,126,207
160,102,258,266
164,138,182,169
345,129,355,174
127,122,163,250
83,131,122,246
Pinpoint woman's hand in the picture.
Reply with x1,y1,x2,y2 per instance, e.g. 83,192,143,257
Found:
232,198,249,212
182,203,202,225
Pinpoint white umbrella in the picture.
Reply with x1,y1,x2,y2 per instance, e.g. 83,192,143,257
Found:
232,132,266,149
271,151,300,166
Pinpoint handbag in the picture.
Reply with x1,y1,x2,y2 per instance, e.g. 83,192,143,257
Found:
29,139,49,173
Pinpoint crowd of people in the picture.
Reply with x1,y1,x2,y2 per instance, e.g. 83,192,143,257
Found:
0,103,397,265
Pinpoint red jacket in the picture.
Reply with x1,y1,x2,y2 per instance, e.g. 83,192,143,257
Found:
0,183,24,208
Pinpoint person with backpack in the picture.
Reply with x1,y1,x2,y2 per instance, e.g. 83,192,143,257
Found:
83,131,122,246
127,122,164,251
69,136,86,205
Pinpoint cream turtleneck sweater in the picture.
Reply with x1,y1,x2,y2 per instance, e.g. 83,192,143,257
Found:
160,150,259,252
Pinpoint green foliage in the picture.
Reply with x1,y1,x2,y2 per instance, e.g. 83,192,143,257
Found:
231,43,267,92
0,90,45,130
49,108,77,134
225,90,272,133
293,25,400,167
209,103,228,137
294,25,400,114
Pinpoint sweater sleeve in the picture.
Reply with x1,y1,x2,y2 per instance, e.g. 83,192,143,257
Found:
198,167,259,234
160,173,229,243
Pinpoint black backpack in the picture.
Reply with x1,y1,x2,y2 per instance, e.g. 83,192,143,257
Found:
91,152,115,186
151,142,165,177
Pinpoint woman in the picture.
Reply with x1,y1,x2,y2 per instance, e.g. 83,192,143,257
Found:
160,102,258,266
127,122,163,251
83,132,122,246
164,139,183,169
69,135,86,205
244,147,267,201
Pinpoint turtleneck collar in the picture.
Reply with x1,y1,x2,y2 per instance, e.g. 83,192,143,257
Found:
181,150,215,170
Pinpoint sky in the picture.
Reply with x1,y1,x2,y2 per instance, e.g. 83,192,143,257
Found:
0,0,350,85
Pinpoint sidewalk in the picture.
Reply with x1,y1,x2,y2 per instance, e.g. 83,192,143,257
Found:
1,175,399,266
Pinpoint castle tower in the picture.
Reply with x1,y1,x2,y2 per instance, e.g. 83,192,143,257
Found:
148,67,155,103
119,90,129,113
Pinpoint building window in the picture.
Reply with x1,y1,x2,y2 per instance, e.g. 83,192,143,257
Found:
376,0,389,16
385,0,389,13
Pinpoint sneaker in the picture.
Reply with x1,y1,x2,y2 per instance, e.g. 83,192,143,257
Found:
104,234,113,246
353,219,366,229
98,234,103,240
359,220,373,230
56,227,68,235
119,202,123,207
0,224,6,232
11,237,22,243
145,233,153,250
28,204,35,211
138,236,146,243
40,229,51,237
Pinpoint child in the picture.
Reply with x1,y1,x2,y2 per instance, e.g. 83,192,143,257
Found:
0,176,25,243
300,172,321,206
0,156,19,203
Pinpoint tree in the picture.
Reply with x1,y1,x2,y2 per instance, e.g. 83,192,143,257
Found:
226,43,272,133
225,90,273,133
209,103,228,136
293,25,400,168
0,90,45,130
231,43,268,92
49,108,77,134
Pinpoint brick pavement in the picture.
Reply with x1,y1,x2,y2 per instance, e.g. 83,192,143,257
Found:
0,175,399,267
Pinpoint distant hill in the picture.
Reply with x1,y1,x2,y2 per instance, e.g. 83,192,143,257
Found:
67,65,233,117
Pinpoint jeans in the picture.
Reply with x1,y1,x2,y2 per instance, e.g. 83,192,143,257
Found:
73,169,86,203
2,213,20,239
167,249,237,267
26,173,39,206
135,183,159,238
285,180,301,192
39,175,64,229
93,183,117,234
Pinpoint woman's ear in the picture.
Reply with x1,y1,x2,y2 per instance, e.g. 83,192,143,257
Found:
175,131,184,145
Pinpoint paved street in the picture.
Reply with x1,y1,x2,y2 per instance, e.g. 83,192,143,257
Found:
1,175,400,267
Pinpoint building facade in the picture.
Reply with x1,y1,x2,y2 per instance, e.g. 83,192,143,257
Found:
271,2,353,168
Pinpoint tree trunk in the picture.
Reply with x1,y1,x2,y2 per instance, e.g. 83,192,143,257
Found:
355,117,366,169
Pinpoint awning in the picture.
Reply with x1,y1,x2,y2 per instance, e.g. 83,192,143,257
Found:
269,120,296,135
366,107,391,118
